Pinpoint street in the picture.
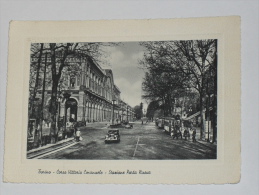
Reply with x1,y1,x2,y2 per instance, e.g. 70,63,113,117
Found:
42,122,216,160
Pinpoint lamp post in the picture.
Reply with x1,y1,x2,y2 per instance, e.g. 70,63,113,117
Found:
119,102,122,123
127,106,129,122
112,99,116,124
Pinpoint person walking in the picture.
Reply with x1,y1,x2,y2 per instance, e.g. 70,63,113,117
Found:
75,129,81,142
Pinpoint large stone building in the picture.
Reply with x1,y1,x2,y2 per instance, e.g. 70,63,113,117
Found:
33,55,134,124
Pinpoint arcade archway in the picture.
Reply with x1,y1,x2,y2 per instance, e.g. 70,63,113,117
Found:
65,98,78,122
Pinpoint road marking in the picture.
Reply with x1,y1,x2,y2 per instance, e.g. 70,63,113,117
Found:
133,137,140,158
34,142,79,159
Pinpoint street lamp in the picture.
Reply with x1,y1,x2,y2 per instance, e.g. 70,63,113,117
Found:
126,106,129,122
119,102,122,123
112,99,116,125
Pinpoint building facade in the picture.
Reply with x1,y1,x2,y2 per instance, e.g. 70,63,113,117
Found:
33,56,134,124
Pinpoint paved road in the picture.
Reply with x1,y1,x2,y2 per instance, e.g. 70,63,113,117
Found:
43,122,216,160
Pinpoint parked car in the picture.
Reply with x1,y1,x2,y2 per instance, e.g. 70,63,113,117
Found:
105,130,120,143
124,123,133,129
122,121,133,129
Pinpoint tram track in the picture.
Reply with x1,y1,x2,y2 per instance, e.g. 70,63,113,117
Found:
27,139,77,159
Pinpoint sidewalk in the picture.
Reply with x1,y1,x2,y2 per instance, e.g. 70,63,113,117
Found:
27,137,75,159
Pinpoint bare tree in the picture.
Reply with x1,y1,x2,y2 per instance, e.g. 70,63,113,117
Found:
172,40,217,139
31,42,119,143
139,40,217,140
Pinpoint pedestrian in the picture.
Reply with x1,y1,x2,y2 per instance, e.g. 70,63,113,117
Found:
75,128,81,142
192,129,196,142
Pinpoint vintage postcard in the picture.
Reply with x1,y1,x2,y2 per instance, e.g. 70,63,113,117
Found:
4,17,240,184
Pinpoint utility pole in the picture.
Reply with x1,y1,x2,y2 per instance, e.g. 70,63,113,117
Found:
112,100,116,124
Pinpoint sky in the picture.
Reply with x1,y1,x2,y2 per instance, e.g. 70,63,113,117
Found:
100,42,147,109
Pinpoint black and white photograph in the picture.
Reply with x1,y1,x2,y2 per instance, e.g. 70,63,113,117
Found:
3,17,242,185
1,0,258,193
27,40,217,160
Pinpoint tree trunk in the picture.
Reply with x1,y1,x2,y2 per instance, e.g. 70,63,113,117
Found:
30,43,44,119
39,52,47,146
212,40,217,143
50,77,59,143
199,90,205,140
212,75,217,143
49,43,60,143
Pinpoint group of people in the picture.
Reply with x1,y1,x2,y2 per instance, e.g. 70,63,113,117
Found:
175,119,197,142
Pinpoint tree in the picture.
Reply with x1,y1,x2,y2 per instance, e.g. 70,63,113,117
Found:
30,42,119,143
133,105,143,120
139,41,189,117
139,40,217,140
172,40,217,139
146,101,160,121
29,43,44,119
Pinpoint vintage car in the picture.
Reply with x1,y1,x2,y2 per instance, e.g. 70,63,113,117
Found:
105,130,120,143
122,121,133,129
124,123,133,129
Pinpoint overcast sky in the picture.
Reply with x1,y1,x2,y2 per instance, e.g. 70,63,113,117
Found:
101,42,147,109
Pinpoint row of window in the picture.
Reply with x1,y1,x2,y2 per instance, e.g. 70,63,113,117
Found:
68,73,113,101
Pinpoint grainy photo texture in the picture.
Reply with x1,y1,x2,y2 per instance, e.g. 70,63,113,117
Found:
27,40,217,160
